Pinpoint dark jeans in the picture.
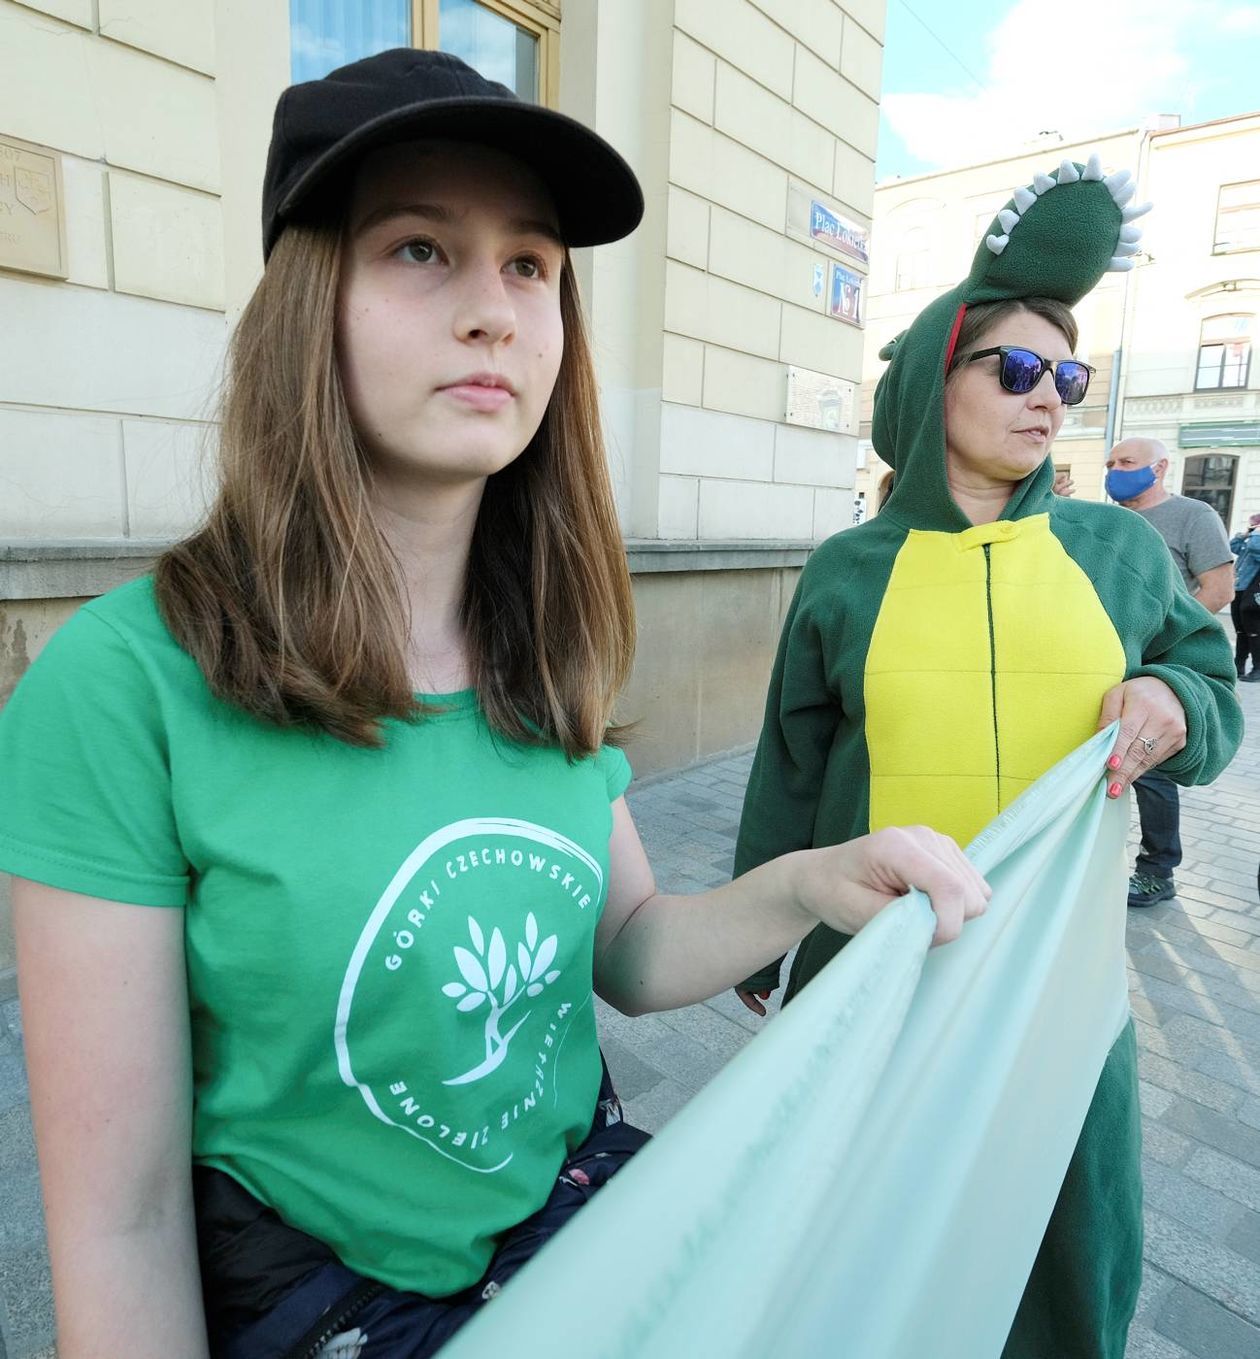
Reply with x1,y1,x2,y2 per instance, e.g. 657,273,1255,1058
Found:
1232,589,1260,670
1133,770,1181,880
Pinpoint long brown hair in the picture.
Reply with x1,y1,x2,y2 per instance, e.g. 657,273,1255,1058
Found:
155,220,635,754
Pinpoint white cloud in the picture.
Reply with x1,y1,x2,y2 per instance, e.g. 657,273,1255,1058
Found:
1219,2,1260,31
882,0,1243,173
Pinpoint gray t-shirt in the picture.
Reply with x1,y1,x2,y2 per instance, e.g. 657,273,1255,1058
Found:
1134,494,1232,592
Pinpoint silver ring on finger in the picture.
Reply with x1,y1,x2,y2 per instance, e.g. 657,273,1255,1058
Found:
1138,735,1157,756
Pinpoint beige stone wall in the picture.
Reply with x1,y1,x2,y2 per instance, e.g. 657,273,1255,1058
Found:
655,0,879,540
0,0,288,542
0,594,88,974
854,129,1141,515
620,565,799,776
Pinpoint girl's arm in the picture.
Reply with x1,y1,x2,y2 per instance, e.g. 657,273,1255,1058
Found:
14,879,209,1359
593,799,988,1017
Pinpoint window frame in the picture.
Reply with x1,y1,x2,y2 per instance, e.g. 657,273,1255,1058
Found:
1181,452,1237,527
1212,179,1260,256
1194,313,1253,392
413,0,561,107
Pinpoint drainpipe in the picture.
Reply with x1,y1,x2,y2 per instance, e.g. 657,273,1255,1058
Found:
1102,345,1121,452
1110,125,1156,454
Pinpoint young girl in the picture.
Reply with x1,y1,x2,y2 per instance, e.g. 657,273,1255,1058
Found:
0,50,987,1359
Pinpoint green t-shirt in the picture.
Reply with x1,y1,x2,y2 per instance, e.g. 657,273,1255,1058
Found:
0,578,631,1295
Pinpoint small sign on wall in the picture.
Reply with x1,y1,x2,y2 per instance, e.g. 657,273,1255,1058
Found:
785,365,858,435
0,135,67,280
808,199,869,266
829,262,864,327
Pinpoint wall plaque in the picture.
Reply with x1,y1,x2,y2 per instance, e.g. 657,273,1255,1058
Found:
828,261,864,327
785,366,858,434
0,135,67,280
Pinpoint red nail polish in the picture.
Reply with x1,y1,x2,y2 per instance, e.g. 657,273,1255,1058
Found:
1107,755,1121,770
1108,782,1123,797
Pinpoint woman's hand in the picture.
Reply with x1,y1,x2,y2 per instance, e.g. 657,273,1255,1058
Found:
793,825,990,949
1097,675,1187,797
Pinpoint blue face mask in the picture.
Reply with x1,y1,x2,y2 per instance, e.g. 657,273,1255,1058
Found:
1105,464,1158,502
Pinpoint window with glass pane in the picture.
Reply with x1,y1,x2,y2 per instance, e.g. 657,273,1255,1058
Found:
1214,181,1260,254
1182,454,1236,525
291,0,411,83
1195,314,1252,391
439,0,539,101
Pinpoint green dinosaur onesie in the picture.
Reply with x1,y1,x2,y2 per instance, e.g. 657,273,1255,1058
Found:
736,156,1242,1358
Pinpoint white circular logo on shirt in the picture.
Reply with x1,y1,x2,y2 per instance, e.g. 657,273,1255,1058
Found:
334,818,604,1174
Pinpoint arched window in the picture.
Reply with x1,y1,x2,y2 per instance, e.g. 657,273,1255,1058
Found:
1195,314,1252,390
894,226,930,292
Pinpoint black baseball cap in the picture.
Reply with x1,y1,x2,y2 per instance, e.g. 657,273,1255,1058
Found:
262,48,644,258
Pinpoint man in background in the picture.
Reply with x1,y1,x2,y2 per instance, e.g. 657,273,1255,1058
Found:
1104,437,1235,908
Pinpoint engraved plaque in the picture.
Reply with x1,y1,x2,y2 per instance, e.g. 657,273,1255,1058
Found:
0,136,67,280
785,365,858,435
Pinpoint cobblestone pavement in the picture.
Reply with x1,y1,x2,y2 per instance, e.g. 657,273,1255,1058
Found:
1,692,1257,1358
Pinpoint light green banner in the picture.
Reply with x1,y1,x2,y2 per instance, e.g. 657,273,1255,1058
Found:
440,726,1129,1359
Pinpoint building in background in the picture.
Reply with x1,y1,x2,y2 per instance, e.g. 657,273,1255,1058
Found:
0,0,884,981
1117,112,1260,533
853,111,1260,536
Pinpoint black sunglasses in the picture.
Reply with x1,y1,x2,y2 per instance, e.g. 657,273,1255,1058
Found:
952,346,1095,406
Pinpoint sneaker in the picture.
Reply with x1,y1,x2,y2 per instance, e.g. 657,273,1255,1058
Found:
1128,873,1176,908
1241,671,1260,683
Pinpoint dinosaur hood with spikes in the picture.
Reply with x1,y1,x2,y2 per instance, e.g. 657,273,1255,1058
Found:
872,153,1151,533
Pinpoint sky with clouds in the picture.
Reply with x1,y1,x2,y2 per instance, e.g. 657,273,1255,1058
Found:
877,0,1260,182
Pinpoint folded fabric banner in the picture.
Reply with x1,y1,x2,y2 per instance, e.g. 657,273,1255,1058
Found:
439,726,1130,1359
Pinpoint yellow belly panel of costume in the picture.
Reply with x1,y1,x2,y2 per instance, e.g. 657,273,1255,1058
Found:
864,514,1126,846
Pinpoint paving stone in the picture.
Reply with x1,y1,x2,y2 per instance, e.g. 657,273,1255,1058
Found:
0,1000,20,1044
1131,1015,1209,1065
1131,974,1260,1044
1122,1321,1195,1359
1135,932,1260,988
1240,1097,1260,1133
1133,1262,1177,1323
1137,1049,1245,1115
0,1109,34,1176
652,997,761,1065
698,985,764,1035
621,1076,695,1134
1194,1047,1260,1098
1164,1012,1260,1065
1145,924,1260,977
1185,1147,1260,1213
0,1045,28,1120
1141,1121,1196,1169
1162,1099,1260,1170
1131,947,1260,1007
0,1173,44,1252
1142,1159,1245,1241
1153,1280,1260,1359
1142,1209,1260,1324
598,1032,670,1103
0,1244,52,1359
593,1007,726,1092
1226,1208,1260,1267
1140,1080,1178,1120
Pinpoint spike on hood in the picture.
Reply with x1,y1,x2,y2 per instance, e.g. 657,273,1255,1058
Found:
872,158,1141,532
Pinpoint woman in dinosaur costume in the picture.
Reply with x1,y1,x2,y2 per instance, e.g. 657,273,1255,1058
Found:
735,156,1242,1357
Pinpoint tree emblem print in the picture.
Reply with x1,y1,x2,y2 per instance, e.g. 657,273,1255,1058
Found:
441,912,561,1086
